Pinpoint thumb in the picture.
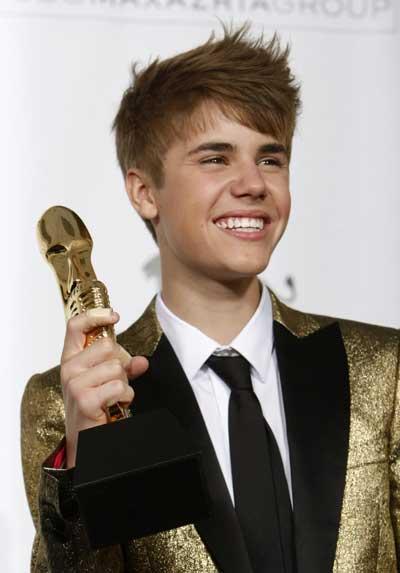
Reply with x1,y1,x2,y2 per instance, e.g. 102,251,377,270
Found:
126,355,149,380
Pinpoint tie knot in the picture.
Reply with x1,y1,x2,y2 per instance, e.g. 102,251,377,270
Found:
206,354,252,392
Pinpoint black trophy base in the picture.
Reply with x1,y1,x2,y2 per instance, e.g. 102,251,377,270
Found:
73,409,210,549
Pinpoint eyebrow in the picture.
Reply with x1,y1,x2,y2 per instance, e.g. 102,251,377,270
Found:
187,141,288,157
187,142,235,155
258,143,288,156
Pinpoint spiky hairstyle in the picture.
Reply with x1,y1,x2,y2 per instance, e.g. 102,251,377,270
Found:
113,24,301,239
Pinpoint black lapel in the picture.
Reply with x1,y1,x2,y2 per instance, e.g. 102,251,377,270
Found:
130,334,253,573
273,321,350,573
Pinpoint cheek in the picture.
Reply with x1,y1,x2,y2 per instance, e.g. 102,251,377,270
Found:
160,199,203,250
282,192,291,221
274,184,291,223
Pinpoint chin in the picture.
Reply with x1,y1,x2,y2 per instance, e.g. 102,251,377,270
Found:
217,257,271,281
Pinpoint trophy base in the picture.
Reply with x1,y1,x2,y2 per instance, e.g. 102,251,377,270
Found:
73,409,210,549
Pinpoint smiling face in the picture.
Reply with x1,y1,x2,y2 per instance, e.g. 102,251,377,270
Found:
128,105,291,288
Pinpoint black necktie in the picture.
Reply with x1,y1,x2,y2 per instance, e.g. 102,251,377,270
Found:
207,354,295,573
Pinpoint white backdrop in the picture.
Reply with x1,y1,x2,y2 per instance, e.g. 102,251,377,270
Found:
1,2,399,571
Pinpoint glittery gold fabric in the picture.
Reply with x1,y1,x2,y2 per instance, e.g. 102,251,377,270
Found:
21,292,399,572
125,526,217,572
333,321,400,572
272,293,400,572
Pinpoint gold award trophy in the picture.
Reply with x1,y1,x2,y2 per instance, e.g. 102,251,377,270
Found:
37,207,209,550
37,205,128,423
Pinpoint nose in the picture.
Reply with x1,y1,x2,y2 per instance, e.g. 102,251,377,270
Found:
230,162,267,199
67,253,81,293
67,244,94,291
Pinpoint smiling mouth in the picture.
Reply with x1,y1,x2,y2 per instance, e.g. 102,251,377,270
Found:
214,216,267,233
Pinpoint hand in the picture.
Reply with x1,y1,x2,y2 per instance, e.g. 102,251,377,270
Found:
60,308,148,468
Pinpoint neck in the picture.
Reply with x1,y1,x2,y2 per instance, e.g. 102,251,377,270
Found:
161,269,262,345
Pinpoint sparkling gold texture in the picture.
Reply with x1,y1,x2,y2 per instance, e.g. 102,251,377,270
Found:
127,525,217,572
272,293,400,572
333,322,400,572
22,292,399,572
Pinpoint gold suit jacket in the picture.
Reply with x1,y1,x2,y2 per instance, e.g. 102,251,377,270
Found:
21,292,400,573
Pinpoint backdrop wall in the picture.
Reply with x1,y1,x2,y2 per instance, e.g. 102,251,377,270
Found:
1,3,399,570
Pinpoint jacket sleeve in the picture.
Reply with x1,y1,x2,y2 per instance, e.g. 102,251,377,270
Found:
389,330,400,561
20,369,126,572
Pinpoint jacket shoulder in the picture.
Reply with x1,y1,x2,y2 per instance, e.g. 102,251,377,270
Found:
336,315,399,351
117,297,162,357
271,290,399,348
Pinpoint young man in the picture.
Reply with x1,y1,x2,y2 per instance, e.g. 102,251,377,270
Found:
22,26,400,573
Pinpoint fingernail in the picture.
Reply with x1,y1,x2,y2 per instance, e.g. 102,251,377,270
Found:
87,308,113,318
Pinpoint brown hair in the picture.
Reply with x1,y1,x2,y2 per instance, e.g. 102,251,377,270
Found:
113,24,301,239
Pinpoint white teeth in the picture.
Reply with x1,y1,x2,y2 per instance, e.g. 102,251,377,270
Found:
216,217,265,230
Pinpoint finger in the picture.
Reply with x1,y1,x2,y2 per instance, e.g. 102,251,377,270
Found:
61,340,135,385
66,380,134,422
62,308,119,362
118,346,135,370
98,380,135,411
61,337,122,381
126,356,149,379
66,359,128,395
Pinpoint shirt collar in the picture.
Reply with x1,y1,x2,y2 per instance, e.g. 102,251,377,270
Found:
155,285,273,383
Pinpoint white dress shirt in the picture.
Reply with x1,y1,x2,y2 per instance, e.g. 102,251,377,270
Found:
155,286,292,504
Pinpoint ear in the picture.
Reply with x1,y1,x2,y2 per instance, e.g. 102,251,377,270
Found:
125,168,159,222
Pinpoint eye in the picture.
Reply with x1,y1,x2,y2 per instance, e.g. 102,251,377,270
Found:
258,157,283,168
47,244,67,257
200,156,228,165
